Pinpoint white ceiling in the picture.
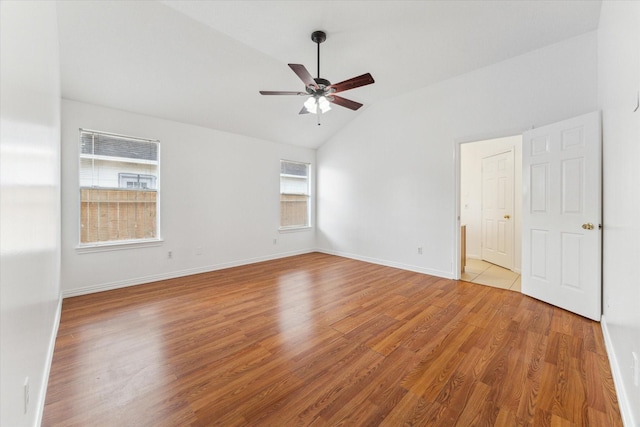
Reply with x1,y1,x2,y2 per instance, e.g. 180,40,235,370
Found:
57,1,601,149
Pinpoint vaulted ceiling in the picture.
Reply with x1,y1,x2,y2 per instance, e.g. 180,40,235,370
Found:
57,1,601,148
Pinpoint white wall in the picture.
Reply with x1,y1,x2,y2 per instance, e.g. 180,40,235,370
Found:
317,32,598,278
460,135,522,272
0,2,62,426
599,1,640,425
61,100,316,296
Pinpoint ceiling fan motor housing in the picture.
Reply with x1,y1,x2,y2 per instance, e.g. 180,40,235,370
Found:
314,78,331,87
306,77,335,102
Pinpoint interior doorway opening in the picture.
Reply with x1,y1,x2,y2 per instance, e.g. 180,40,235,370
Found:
459,135,522,291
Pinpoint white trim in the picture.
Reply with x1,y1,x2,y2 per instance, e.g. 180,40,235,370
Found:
79,153,158,166
62,249,315,298
601,315,636,427
280,174,307,179
79,127,159,143
453,140,462,280
278,226,313,233
316,248,454,279
35,295,62,427
76,239,163,253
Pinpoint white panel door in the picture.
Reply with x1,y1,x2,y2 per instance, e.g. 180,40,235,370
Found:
481,150,514,269
522,112,601,321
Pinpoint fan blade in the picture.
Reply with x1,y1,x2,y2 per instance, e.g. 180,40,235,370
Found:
259,91,307,95
288,64,318,89
299,106,310,115
329,95,363,111
328,73,374,93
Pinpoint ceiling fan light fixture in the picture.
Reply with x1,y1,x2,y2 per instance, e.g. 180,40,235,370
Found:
318,96,331,113
303,96,331,115
303,96,318,114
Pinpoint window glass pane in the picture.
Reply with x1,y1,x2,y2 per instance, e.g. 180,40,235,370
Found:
79,130,159,245
80,189,157,243
81,133,158,161
280,194,308,227
280,176,308,194
281,161,308,177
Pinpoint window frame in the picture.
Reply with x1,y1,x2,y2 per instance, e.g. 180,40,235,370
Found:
77,128,162,251
279,159,312,231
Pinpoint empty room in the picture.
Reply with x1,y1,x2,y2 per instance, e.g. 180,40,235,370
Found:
1,1,638,426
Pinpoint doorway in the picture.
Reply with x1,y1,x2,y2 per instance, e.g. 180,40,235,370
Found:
459,135,522,291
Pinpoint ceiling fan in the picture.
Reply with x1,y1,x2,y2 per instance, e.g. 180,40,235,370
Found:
259,31,374,119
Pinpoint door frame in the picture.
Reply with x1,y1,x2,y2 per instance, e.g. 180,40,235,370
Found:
453,129,524,280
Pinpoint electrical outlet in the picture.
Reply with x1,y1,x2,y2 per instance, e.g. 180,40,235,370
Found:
195,246,202,256
24,377,29,414
273,239,277,245
168,251,173,259
633,352,639,387
417,247,423,255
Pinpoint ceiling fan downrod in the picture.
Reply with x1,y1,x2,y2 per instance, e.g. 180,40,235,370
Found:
311,30,326,79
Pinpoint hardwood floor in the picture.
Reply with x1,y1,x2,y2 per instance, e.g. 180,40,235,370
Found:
43,253,622,426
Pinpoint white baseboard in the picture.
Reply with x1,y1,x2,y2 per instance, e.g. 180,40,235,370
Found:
316,248,453,279
601,315,636,427
63,249,454,298
35,294,62,427
62,249,315,298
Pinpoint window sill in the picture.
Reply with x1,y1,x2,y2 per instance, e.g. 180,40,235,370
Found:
278,226,313,233
76,239,163,254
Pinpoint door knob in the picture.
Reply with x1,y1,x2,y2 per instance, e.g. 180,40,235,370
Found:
504,215,510,219
582,223,594,230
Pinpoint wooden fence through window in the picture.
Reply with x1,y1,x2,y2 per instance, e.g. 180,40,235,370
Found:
80,188,157,243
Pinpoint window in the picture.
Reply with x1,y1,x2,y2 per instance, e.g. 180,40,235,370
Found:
79,129,160,245
280,160,310,229
119,173,156,189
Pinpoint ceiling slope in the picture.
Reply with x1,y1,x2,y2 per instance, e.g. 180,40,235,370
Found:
57,1,601,148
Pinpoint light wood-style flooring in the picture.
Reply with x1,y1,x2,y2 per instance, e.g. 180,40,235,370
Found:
43,253,622,426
